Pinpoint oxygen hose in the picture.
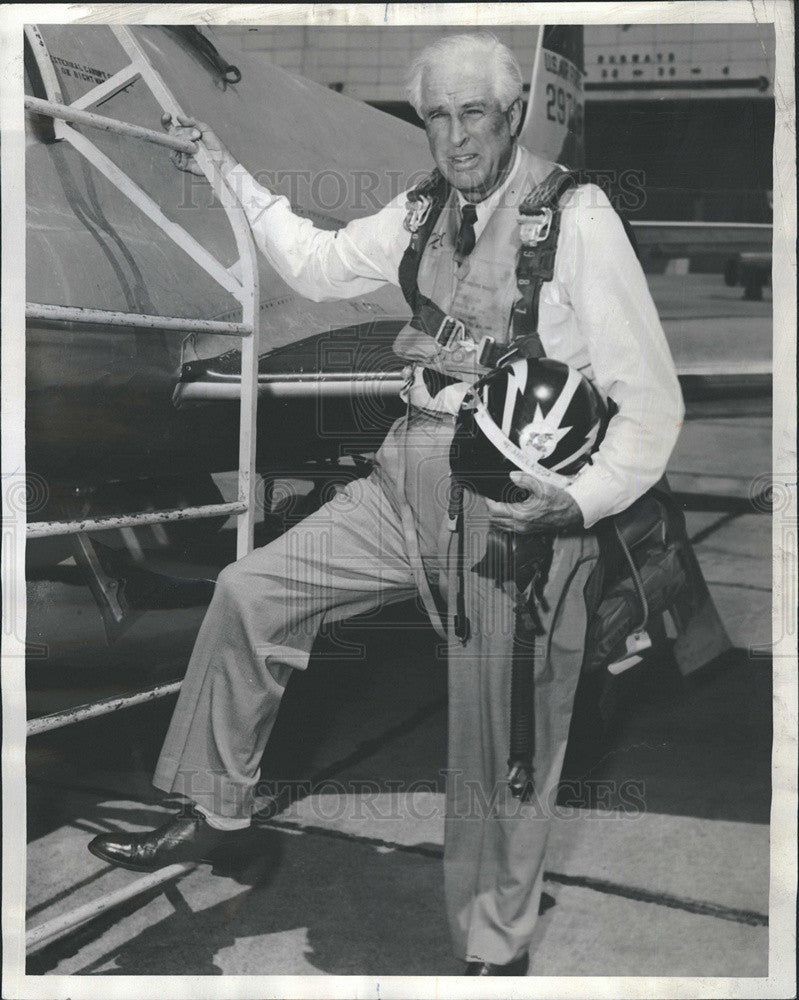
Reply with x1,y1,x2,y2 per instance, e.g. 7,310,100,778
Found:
613,518,650,633
171,26,242,85
507,584,538,798
449,482,470,644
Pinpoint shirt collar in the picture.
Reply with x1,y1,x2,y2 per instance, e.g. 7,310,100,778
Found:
455,144,521,234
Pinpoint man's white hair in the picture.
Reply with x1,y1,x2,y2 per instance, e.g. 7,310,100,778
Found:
406,32,524,117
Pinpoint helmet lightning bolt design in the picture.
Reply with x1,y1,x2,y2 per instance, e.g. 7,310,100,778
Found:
451,358,609,501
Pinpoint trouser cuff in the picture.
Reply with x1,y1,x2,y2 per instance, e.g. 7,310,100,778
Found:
195,804,252,831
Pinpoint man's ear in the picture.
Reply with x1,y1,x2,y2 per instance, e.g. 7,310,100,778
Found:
507,96,524,137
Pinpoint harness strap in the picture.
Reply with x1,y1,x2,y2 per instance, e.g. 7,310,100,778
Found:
398,169,451,338
506,167,579,362
398,164,579,370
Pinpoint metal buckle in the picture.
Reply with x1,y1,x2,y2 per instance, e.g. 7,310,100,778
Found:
404,194,432,233
518,206,553,245
495,345,520,368
434,315,466,350
477,336,496,368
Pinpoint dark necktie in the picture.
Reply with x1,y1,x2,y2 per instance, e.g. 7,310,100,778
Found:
455,203,478,261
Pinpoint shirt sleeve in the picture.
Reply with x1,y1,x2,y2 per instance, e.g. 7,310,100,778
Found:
556,183,685,529
222,161,409,302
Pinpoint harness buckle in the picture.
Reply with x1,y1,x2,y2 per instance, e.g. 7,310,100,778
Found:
477,336,496,368
495,344,521,368
404,194,432,234
434,314,467,350
518,206,553,245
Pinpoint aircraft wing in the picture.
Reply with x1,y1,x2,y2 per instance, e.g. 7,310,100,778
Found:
631,220,772,258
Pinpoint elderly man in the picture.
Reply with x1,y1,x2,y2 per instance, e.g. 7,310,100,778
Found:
89,33,683,974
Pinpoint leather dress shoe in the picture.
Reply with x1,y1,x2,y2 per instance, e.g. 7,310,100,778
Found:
88,807,235,873
465,953,529,976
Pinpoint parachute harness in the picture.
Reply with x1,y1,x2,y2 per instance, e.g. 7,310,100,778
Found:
401,164,586,803
398,164,579,370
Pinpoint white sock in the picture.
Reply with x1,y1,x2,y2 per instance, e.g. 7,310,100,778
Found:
194,804,251,831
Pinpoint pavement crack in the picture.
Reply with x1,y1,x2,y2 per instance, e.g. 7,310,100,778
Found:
261,817,769,928
544,871,768,927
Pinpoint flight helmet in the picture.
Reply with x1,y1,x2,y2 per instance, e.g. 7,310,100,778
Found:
450,357,608,502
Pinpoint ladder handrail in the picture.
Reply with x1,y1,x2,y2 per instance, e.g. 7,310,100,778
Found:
28,681,184,736
111,25,262,559
26,303,252,337
26,24,262,558
23,24,64,105
27,501,247,539
26,864,195,953
24,95,198,154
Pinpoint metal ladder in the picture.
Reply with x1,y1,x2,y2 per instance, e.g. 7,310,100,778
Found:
23,25,260,953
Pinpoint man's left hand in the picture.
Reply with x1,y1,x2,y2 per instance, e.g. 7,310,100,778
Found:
484,471,584,533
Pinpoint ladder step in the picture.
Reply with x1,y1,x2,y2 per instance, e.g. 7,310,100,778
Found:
27,303,251,337
27,501,247,538
24,95,198,154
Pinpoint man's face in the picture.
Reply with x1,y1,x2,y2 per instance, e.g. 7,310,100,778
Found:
419,54,521,201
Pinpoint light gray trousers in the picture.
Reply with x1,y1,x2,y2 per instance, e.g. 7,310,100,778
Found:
153,409,598,964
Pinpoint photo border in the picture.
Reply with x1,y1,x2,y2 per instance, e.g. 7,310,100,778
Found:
2,4,795,998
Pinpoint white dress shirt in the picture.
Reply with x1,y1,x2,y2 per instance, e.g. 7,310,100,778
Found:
222,152,684,529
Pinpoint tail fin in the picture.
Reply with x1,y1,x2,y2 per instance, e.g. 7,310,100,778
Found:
519,26,585,168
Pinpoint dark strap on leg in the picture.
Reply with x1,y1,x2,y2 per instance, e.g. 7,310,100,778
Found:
465,517,555,800
505,532,554,802
449,482,470,644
